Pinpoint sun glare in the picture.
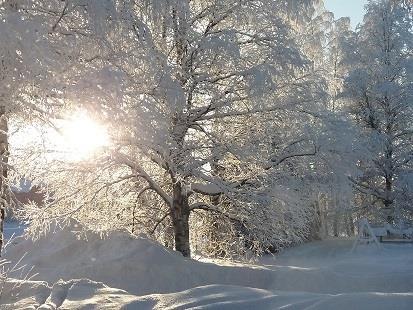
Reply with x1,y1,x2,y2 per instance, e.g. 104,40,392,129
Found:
60,112,109,160
9,111,110,162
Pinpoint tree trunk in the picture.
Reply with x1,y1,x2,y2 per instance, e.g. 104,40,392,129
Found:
0,106,8,255
318,194,329,238
384,175,394,224
345,213,355,237
171,182,191,257
333,214,339,237
309,201,322,240
383,112,395,224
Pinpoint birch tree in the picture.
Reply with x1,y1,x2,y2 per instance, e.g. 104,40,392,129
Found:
0,1,37,253
14,0,327,258
0,0,73,253
343,0,413,223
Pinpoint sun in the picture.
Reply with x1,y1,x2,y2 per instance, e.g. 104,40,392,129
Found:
9,111,110,162
60,111,109,160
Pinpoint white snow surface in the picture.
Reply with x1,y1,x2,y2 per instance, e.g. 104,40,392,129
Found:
2,224,413,309
3,220,26,241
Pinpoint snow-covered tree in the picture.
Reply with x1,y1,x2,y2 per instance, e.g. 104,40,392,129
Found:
0,0,77,252
0,1,41,252
343,0,413,223
277,3,362,239
14,0,330,258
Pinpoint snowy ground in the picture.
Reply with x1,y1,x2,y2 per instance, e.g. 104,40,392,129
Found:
3,220,26,242
1,223,413,309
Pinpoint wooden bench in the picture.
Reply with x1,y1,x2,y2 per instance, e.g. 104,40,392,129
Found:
371,224,413,243
352,219,413,252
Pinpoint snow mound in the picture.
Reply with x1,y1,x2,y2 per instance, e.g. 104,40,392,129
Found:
3,281,413,310
0,278,139,309
3,223,273,295
3,226,413,309
0,278,50,309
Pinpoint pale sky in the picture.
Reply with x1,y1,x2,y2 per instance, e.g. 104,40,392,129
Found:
324,0,369,28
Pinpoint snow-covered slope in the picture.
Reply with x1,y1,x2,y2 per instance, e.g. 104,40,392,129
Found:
3,224,273,296
2,225,413,309
125,285,413,310
2,280,413,309
0,278,138,309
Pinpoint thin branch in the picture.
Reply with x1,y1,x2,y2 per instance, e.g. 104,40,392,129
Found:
189,202,238,221
348,176,386,201
51,1,69,32
114,152,172,207
150,211,171,234
265,144,318,169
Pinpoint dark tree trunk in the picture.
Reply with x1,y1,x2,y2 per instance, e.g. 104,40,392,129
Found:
309,201,322,240
333,215,339,237
384,169,394,224
0,106,8,255
0,208,4,255
346,214,355,237
171,182,191,257
383,114,395,224
332,195,340,237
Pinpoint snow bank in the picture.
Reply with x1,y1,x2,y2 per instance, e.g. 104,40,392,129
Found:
0,278,139,309
3,225,413,309
0,278,50,309
3,280,413,309
3,223,274,295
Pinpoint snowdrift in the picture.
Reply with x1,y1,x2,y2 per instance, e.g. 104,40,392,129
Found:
2,280,413,309
0,278,138,309
3,223,274,295
2,224,413,309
